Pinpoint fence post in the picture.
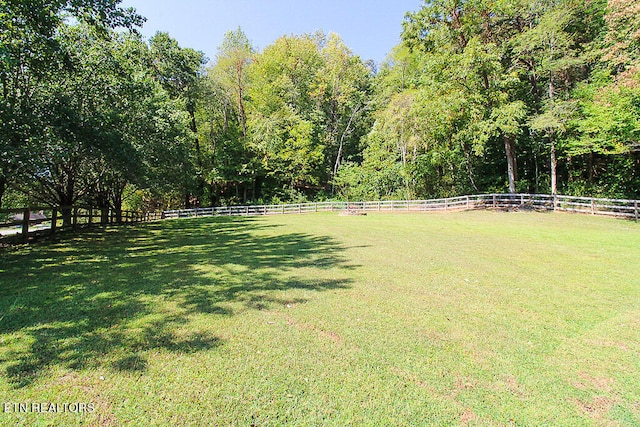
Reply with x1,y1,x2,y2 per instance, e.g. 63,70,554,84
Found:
492,195,496,208
591,198,595,215
21,208,30,243
635,200,638,222
391,201,395,211
445,198,448,211
466,196,470,210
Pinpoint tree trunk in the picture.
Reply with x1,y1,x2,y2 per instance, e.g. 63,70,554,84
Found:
236,63,247,140
208,182,218,207
548,70,557,195
61,206,73,228
189,107,205,205
534,148,540,192
333,105,360,178
101,207,110,225
504,134,517,193
114,205,123,225
462,142,479,192
59,181,75,227
97,201,109,224
550,138,558,195
111,184,126,225
0,175,6,209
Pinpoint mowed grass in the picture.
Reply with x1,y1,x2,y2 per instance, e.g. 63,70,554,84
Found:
0,210,639,426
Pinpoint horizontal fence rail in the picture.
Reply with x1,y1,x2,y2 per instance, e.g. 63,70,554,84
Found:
3,194,637,246
162,194,640,221
0,206,158,244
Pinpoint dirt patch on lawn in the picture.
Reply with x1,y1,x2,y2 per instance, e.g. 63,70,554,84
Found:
573,372,615,393
570,395,620,424
285,316,344,345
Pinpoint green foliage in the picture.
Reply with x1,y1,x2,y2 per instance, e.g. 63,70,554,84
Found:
0,0,143,208
345,0,637,200
2,0,638,208
245,32,372,202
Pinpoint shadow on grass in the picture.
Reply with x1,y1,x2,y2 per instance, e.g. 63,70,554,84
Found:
0,216,354,388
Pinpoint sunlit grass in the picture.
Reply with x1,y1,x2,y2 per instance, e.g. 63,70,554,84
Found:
1,211,639,425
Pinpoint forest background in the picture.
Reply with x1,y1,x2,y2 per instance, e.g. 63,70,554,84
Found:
1,0,639,214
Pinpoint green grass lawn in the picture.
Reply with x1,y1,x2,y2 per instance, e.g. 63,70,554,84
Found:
1,210,639,426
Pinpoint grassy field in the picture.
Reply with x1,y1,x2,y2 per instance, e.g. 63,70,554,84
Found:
0,210,639,426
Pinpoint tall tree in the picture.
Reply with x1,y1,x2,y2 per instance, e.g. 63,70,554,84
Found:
203,28,256,203
149,32,206,206
313,33,372,188
247,34,326,200
213,28,253,140
566,0,640,196
24,25,148,224
0,0,143,207
512,1,594,194
402,0,529,194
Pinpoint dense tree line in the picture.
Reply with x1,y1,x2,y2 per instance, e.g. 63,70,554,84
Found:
1,0,638,212
340,0,639,200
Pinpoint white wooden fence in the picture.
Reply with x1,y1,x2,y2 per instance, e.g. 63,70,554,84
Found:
0,206,149,244
163,194,640,221
3,194,637,245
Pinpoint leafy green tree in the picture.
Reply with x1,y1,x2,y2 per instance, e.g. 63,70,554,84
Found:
511,1,596,194
0,0,143,207
398,0,526,194
202,28,257,204
22,26,143,224
247,34,326,200
149,32,207,206
566,0,640,197
213,28,253,140
313,33,372,188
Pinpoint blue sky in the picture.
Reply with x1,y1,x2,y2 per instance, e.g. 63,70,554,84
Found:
120,0,423,65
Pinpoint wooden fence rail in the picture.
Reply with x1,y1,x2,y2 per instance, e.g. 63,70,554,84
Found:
162,194,640,221
3,194,638,246
0,206,158,244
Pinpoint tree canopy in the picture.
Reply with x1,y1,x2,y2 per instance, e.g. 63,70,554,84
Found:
1,0,638,210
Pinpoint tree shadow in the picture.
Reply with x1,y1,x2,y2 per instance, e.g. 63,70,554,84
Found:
0,217,355,388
